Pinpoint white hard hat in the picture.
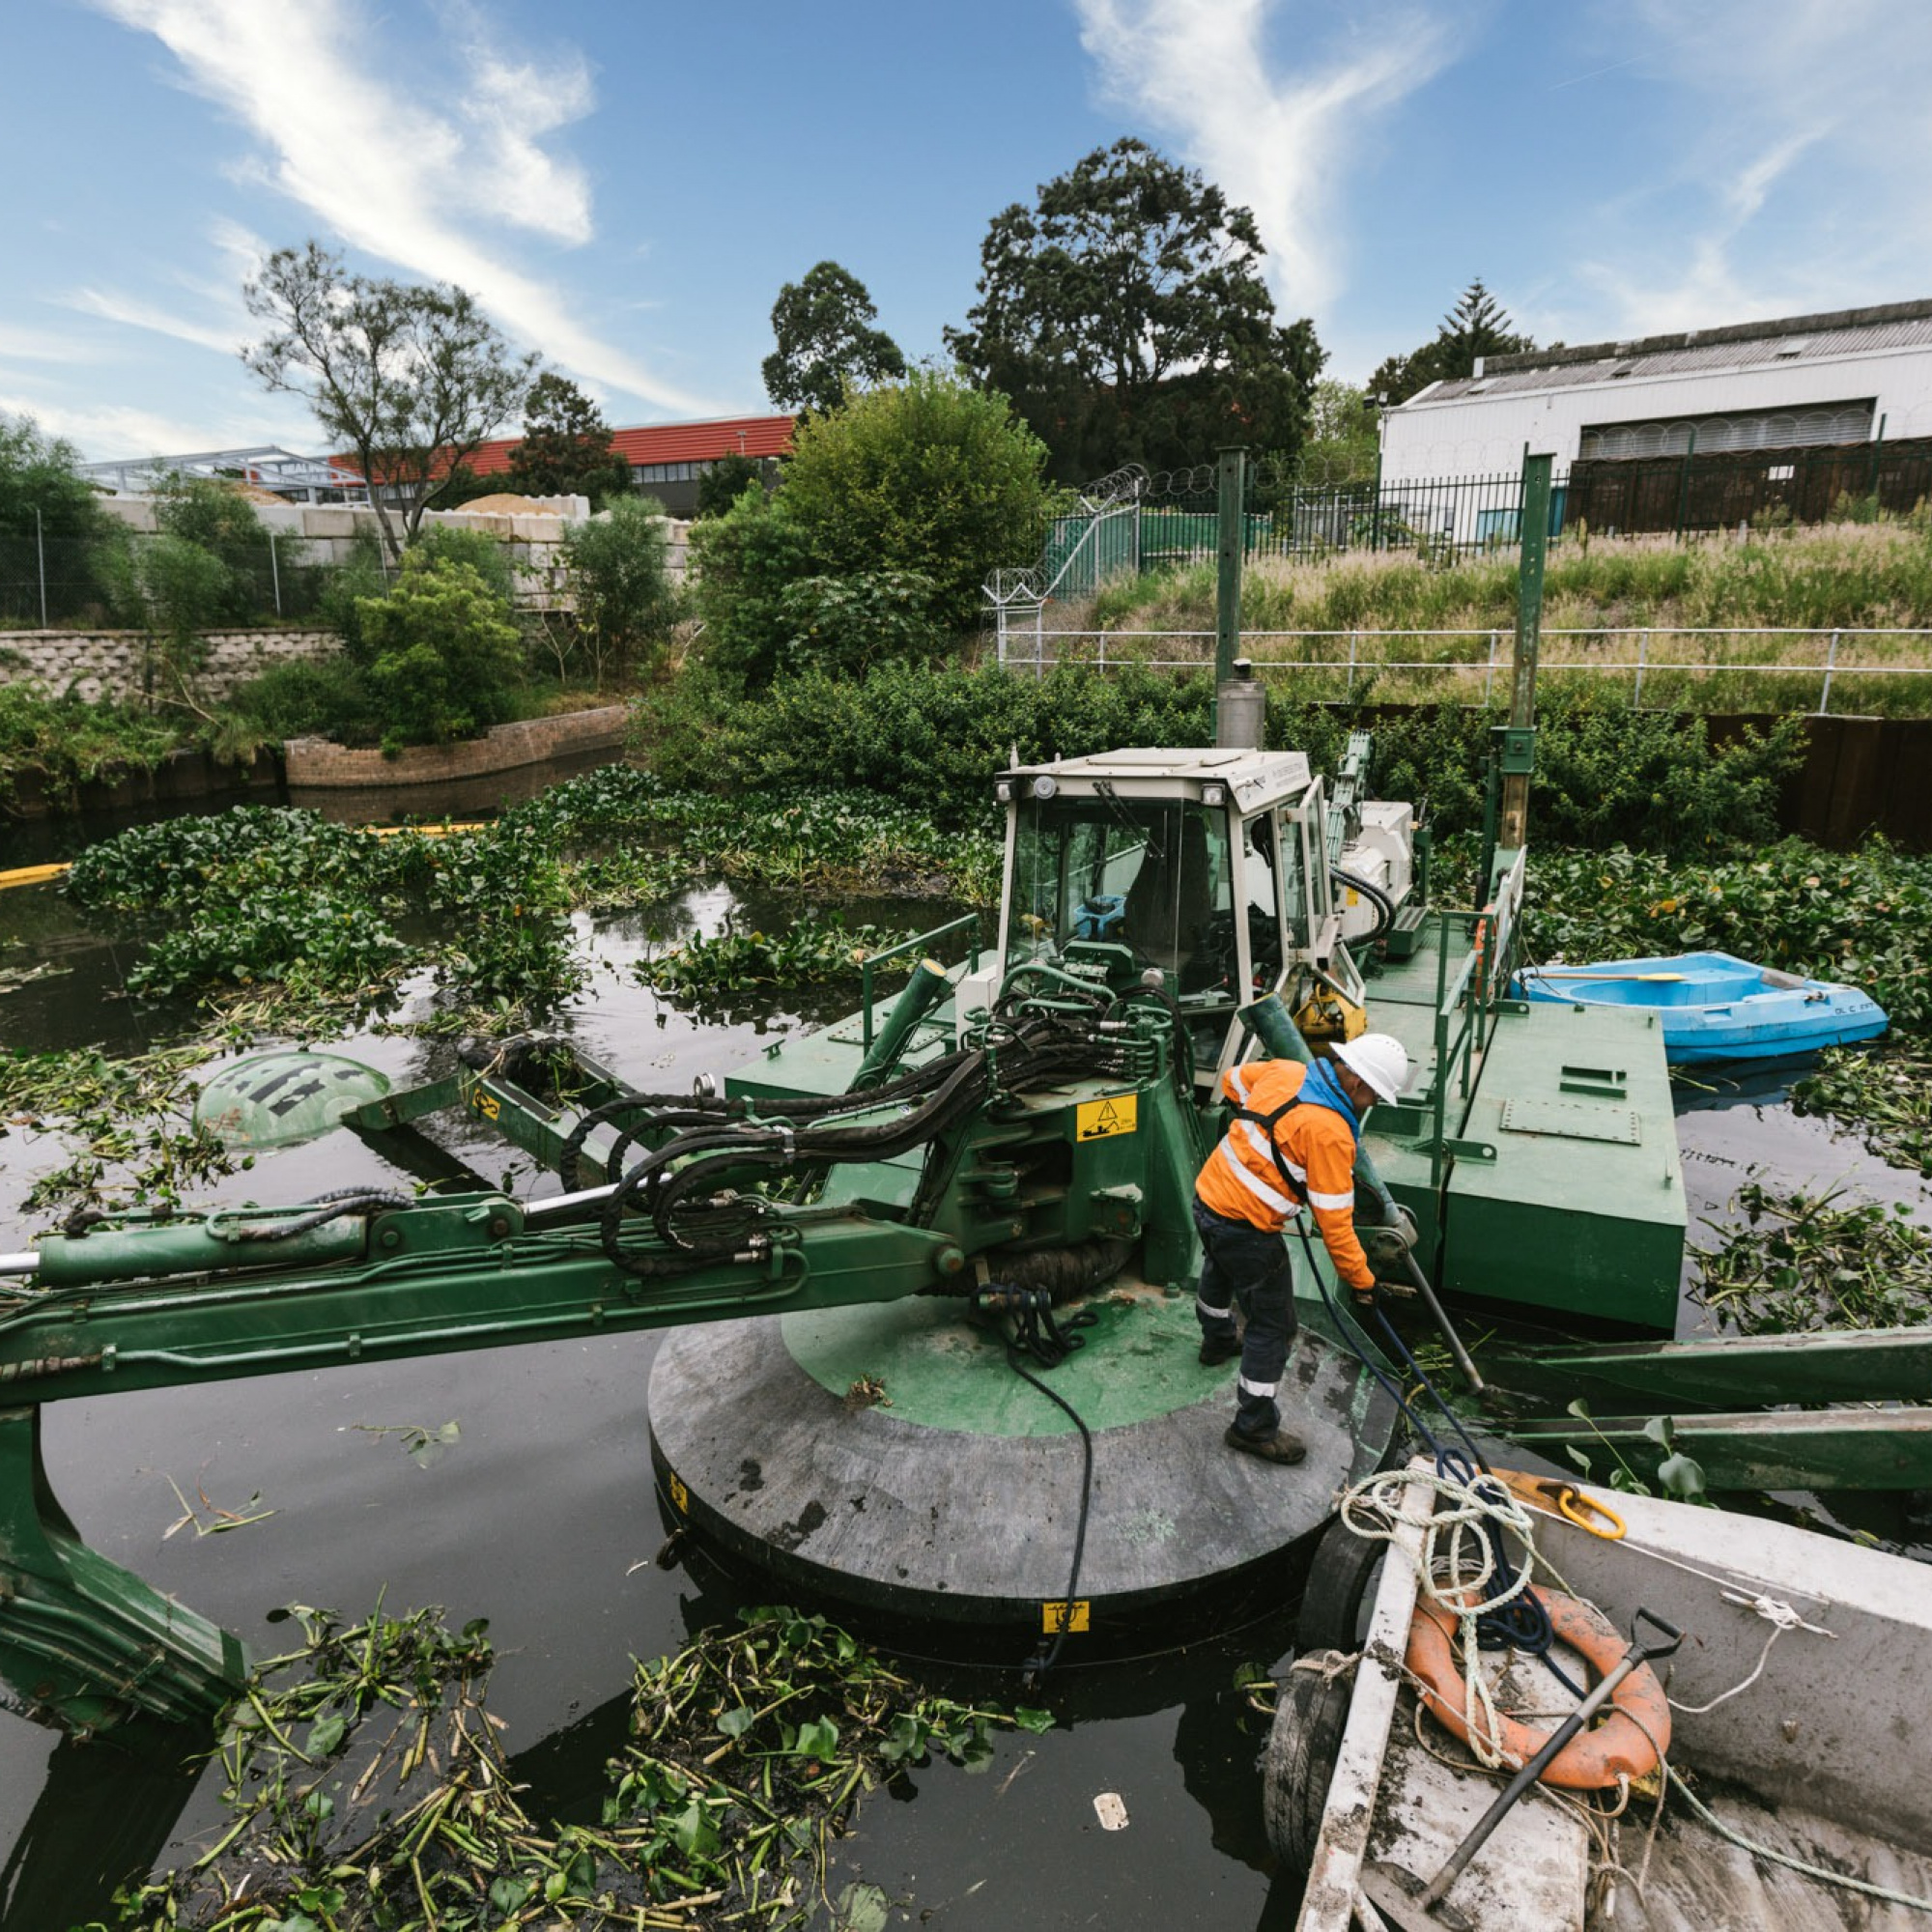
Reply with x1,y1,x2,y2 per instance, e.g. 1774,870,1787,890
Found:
1331,1032,1410,1105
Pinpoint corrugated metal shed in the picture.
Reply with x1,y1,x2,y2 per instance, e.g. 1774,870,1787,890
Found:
1418,300,1932,405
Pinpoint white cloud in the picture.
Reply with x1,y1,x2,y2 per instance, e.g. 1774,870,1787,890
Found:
62,286,242,355
1578,0,1932,335
0,327,99,365
87,0,715,415
1074,0,1454,318
0,387,276,460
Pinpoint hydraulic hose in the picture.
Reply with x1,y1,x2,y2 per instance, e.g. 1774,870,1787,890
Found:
1331,865,1396,945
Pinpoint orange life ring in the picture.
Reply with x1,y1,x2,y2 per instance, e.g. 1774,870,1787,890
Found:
1405,1589,1670,1790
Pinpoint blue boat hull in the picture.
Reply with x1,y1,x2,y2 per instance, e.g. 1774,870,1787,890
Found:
1515,951,1889,1064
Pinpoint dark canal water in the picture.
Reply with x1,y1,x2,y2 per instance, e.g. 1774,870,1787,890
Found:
0,805,1925,1928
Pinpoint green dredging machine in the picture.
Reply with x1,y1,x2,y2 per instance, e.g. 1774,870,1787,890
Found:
4,719,1925,1736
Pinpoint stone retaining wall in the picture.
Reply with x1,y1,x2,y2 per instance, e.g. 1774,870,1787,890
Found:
0,628,342,704
284,704,631,788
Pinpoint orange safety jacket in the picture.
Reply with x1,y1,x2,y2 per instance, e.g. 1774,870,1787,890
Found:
1193,1058,1375,1292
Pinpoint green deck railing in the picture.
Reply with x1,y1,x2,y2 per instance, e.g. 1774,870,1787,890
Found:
859,913,982,1050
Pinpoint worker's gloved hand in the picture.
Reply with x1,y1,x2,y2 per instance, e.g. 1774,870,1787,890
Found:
1350,1283,1379,1316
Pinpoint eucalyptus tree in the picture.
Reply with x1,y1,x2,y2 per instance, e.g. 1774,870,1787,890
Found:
242,242,537,560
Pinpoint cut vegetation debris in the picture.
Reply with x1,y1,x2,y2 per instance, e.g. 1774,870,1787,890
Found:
1793,1042,1932,1177
1694,1181,1932,1335
99,1603,1050,1932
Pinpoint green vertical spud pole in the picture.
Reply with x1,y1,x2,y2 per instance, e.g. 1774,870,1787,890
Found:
1497,452,1550,853
1213,446,1246,743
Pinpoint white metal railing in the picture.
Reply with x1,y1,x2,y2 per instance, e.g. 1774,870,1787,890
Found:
994,627,1932,716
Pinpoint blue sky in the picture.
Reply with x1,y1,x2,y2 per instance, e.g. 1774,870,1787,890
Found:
5,0,1930,465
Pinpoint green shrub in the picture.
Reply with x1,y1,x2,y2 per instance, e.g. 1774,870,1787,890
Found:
355,553,525,748
411,523,517,605
556,497,679,687
634,664,1806,849
687,488,821,688
0,684,182,808
315,529,392,664
775,570,942,677
226,655,380,745
779,370,1054,631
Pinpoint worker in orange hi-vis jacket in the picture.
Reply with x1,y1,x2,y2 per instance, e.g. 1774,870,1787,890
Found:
1192,1033,1411,1464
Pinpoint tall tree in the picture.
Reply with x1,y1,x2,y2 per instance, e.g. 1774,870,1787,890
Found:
945,139,1322,484
505,373,632,504
242,242,537,560
761,262,907,416
1370,278,1534,406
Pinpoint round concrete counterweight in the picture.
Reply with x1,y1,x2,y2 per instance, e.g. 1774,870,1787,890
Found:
648,1286,1398,1632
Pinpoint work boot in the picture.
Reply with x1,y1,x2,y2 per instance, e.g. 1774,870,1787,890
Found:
1225,1424,1306,1464
1198,1333,1241,1367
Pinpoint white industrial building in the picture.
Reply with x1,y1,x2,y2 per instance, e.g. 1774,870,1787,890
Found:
1378,298,1932,540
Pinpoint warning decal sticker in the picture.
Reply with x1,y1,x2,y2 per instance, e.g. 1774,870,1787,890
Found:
1075,1094,1138,1141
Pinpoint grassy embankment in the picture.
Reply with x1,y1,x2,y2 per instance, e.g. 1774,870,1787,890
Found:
1048,521,1932,715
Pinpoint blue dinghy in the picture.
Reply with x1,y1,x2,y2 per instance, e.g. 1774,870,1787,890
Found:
1516,950,1889,1063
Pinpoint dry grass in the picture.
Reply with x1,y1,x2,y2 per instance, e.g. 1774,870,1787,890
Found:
1017,521,1932,713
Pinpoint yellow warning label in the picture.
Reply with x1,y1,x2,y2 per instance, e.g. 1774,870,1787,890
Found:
1075,1094,1138,1141
1040,1599,1091,1634
667,1472,689,1514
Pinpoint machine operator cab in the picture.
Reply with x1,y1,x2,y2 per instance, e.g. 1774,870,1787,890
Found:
964,746,1417,1097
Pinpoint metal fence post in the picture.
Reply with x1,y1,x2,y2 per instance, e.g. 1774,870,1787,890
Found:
1820,629,1839,716
1098,631,1108,673
1348,629,1358,701
269,530,283,618
1484,629,1499,706
35,507,47,629
1634,629,1648,708
1035,602,1044,682
996,601,1008,668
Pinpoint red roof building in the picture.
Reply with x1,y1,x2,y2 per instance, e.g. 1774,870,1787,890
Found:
342,413,797,517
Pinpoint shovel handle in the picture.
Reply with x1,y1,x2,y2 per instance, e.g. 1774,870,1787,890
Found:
1421,1604,1678,1914
1633,1606,1683,1662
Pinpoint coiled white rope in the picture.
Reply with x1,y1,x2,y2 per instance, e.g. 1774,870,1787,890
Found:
1338,1464,1539,1770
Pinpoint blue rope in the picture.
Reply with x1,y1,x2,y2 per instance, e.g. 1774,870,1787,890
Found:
1293,1222,1583,1695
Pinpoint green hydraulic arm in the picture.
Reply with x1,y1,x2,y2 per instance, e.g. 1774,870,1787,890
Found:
0,1007,1201,1735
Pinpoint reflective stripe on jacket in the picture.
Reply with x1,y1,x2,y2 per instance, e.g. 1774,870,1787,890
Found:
1193,1058,1376,1292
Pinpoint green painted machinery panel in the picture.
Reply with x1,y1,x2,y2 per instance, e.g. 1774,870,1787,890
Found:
1444,1002,1684,1333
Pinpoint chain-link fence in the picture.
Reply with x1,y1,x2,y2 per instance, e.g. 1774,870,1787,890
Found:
0,527,571,631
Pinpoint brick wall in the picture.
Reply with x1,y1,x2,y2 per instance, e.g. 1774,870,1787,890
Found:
0,628,342,703
284,704,632,787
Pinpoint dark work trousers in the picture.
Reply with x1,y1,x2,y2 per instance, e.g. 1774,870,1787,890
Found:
1193,1197,1299,1438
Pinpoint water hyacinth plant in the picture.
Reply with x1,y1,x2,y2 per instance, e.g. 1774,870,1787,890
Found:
637,915,917,1003
1694,1181,1932,1334
94,1603,1049,1932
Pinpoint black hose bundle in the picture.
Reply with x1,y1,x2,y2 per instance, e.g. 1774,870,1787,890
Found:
594,1009,1150,1279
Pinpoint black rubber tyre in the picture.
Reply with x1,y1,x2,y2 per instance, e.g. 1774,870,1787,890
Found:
1262,1652,1354,1871
1295,1512,1387,1655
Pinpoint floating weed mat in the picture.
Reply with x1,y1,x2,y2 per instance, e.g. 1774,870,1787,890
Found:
97,1603,1049,1932
0,1043,243,1218
1792,1042,1932,1178
637,917,917,1003
1694,1181,1932,1333
55,780,995,1039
